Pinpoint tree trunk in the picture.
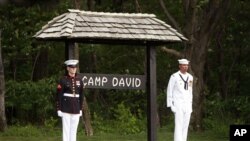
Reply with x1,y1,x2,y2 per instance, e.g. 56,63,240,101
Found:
185,0,231,131
160,0,231,131
72,0,94,136
188,36,208,131
0,30,7,132
32,48,48,81
87,0,95,11
82,96,93,136
134,0,141,13
79,46,94,136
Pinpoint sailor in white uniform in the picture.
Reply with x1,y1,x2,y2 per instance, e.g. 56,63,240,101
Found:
166,59,193,141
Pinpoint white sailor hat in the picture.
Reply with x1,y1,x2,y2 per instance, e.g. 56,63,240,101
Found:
178,59,189,65
64,59,79,66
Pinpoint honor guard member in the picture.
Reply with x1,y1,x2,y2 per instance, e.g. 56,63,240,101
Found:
56,59,83,141
166,59,193,141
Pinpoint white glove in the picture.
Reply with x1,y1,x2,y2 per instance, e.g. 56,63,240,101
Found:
170,106,176,113
170,101,176,113
79,110,82,116
57,110,63,117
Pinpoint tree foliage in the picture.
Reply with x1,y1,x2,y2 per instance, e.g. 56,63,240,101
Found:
5,78,56,124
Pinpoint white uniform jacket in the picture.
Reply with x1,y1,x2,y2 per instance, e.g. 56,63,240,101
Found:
166,71,193,113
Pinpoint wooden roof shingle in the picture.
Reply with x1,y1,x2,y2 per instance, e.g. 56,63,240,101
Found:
34,9,187,44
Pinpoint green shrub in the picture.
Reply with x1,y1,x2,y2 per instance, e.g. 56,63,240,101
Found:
91,112,114,134
112,102,145,134
203,95,250,137
5,78,56,125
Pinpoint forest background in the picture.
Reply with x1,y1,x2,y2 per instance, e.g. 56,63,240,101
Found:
0,0,249,139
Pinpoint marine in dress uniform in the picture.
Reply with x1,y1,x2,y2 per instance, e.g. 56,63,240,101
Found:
56,59,83,141
166,59,193,141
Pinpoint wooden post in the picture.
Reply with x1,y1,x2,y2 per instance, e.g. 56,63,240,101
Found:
65,40,94,136
146,45,157,141
65,41,75,59
65,41,75,74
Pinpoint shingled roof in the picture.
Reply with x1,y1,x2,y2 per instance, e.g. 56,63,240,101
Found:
34,9,187,44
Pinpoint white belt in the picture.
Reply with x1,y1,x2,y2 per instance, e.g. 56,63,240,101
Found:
63,93,79,97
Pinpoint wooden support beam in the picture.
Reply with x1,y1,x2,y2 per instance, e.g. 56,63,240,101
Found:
64,41,76,74
65,41,75,59
146,45,157,141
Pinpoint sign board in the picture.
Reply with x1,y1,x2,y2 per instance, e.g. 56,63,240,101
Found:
79,73,145,90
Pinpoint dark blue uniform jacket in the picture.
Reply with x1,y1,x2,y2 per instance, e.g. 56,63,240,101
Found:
56,74,83,114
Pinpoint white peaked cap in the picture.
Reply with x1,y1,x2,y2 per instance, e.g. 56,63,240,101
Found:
64,59,79,66
178,59,189,65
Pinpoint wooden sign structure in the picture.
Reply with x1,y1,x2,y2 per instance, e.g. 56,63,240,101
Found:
34,9,187,141
79,73,145,90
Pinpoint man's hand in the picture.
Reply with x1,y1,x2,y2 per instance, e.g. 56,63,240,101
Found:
171,106,176,113
57,110,63,117
79,110,82,116
170,101,176,113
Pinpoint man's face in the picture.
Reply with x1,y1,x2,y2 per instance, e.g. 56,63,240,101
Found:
179,64,189,73
67,66,77,74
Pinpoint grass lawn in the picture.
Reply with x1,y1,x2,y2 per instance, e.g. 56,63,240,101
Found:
0,126,228,141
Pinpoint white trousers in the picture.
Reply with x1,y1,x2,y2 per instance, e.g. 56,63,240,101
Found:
61,113,80,141
174,105,191,141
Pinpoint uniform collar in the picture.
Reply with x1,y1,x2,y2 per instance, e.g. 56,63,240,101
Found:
66,74,77,78
178,71,188,76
